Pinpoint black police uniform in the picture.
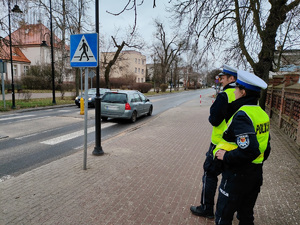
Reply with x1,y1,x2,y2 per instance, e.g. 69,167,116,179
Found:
199,83,236,215
215,96,271,225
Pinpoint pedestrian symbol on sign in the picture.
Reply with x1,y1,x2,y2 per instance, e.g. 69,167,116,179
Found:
79,40,89,61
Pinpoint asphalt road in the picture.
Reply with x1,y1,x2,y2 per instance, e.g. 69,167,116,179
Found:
0,89,215,179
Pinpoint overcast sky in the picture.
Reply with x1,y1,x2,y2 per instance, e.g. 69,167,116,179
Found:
96,0,173,59
98,0,171,39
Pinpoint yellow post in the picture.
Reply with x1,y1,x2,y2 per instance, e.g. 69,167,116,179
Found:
80,97,84,115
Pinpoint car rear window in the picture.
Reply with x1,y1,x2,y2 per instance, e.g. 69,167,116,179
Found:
102,93,127,103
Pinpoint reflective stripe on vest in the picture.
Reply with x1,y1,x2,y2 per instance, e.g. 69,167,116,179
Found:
211,88,236,145
213,105,270,164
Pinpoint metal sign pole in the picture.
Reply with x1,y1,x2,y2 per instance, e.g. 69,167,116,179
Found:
83,67,89,170
70,32,99,169
80,68,83,97
1,72,5,109
0,60,6,109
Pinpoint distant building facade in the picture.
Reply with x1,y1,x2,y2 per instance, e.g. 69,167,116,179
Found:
271,48,300,78
101,50,146,83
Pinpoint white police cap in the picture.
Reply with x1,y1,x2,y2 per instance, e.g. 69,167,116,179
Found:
236,70,268,92
221,64,238,77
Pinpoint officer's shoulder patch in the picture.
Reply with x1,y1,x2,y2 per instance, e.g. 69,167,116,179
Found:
237,135,250,149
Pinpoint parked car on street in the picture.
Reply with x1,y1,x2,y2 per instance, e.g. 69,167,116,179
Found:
101,90,153,123
75,88,110,108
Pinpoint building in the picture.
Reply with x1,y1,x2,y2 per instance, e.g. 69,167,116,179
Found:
0,38,31,81
0,23,71,83
101,50,146,83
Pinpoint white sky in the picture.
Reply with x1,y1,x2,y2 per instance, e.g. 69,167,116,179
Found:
98,0,171,38
95,0,173,59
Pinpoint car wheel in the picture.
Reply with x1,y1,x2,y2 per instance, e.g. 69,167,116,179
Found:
101,117,108,121
130,111,137,123
147,106,153,116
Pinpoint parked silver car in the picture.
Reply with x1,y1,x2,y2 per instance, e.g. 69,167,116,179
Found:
101,90,153,123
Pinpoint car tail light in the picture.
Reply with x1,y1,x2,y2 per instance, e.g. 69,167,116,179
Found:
125,103,131,110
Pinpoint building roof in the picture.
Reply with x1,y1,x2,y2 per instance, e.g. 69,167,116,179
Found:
4,23,69,50
0,39,31,63
11,23,57,47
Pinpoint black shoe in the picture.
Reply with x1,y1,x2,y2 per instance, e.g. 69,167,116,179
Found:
190,205,214,219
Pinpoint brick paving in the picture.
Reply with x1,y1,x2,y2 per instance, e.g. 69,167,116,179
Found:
0,94,299,225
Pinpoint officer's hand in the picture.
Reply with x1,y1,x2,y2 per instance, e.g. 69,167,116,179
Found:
215,149,226,160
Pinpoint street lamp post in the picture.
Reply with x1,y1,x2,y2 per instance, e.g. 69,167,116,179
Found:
92,0,104,156
8,1,22,109
49,0,56,104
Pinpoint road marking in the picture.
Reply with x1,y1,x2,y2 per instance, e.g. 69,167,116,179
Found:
40,127,96,145
0,114,34,121
16,127,62,140
3,116,51,125
58,109,73,112
40,122,116,145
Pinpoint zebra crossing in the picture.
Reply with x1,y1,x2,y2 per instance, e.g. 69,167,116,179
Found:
0,109,117,146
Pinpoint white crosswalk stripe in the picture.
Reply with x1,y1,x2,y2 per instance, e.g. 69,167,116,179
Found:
0,114,34,121
40,122,116,145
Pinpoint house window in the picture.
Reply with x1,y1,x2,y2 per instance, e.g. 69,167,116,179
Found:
138,59,140,64
138,68,140,73
141,78,144,82
13,65,17,77
138,78,140,82
142,69,144,74
135,67,137,73
142,60,144,65
135,58,137,63
24,66,29,75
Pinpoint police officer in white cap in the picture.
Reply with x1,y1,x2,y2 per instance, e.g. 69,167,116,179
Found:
213,70,271,225
190,65,238,218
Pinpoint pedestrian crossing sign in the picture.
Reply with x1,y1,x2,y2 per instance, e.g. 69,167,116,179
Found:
70,33,98,67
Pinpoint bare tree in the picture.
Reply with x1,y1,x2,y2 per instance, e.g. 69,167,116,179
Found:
101,27,145,88
171,0,300,108
152,20,186,85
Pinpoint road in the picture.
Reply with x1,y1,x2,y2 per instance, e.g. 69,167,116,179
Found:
0,89,215,180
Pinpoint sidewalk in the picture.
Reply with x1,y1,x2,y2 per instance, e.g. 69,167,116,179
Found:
1,94,299,225
2,91,74,101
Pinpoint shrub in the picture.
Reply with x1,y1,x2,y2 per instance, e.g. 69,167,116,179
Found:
21,65,58,90
160,84,168,92
56,82,75,99
132,83,152,93
187,84,202,89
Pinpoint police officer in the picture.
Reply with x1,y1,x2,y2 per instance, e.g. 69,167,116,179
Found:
214,70,271,225
190,65,237,218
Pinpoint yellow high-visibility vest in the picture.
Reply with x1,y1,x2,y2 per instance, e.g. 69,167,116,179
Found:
214,105,270,164
211,88,236,145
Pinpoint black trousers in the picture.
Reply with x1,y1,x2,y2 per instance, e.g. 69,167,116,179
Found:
215,166,263,225
200,143,223,212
